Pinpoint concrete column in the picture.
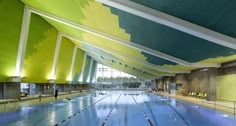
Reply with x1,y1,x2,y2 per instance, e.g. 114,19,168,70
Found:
57,84,64,92
3,82,20,99
74,85,81,91
78,85,82,92
64,84,72,92
151,80,155,88
71,85,75,91
175,74,189,94
43,83,54,95
35,84,44,95
74,85,78,91
163,77,167,91
157,79,160,89
155,79,158,88
0,83,4,99
160,78,164,90
165,77,170,84
207,68,218,101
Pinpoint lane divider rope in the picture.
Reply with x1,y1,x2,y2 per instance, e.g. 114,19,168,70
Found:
54,94,111,126
157,97,190,126
101,94,121,126
132,95,154,126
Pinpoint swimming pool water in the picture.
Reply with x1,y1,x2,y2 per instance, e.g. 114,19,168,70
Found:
0,91,235,126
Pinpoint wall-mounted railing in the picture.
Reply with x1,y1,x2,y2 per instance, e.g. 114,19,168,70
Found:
201,99,236,115
0,99,21,112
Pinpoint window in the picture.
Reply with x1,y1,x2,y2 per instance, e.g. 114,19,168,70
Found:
95,63,136,83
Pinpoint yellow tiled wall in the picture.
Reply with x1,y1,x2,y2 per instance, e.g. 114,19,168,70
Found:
217,74,236,101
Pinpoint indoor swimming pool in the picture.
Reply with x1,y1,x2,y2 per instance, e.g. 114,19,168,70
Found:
0,91,235,126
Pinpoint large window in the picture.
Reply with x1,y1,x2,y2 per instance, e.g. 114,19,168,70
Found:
95,63,136,83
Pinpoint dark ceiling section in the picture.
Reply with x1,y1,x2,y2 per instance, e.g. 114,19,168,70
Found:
106,4,236,64
142,52,176,65
131,0,236,38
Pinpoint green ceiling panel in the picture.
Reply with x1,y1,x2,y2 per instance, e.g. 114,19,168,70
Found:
21,0,90,24
17,0,236,77
21,0,151,77
0,0,23,81
22,14,58,83
55,37,74,84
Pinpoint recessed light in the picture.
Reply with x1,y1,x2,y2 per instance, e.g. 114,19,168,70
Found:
222,115,228,117
201,68,208,72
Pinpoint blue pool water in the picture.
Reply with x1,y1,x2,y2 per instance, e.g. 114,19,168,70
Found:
0,91,235,126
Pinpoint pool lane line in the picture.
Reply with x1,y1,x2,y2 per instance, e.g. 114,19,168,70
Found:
54,94,111,126
143,101,159,126
132,95,154,126
153,95,190,126
101,94,121,126
162,100,190,126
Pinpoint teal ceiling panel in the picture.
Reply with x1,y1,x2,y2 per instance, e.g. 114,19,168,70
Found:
142,52,176,65
89,60,97,82
82,55,92,83
107,6,236,63
131,0,236,38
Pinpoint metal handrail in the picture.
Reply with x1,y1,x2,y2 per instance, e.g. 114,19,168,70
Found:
202,101,234,109
217,99,236,102
7,101,14,110
15,98,21,107
201,99,236,115
155,92,236,116
0,99,21,112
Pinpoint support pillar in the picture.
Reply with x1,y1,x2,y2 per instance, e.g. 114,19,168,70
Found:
0,83,3,99
14,6,31,77
86,59,93,83
175,73,189,95
79,54,87,83
3,82,21,99
44,83,54,95
68,46,77,82
207,68,218,101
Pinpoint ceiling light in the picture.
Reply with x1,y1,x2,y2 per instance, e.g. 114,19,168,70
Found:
200,68,208,72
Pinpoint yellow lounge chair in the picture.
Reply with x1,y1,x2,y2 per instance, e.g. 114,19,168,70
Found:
202,93,207,98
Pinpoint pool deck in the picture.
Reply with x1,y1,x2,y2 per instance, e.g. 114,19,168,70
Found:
156,91,236,115
1,91,235,126
1,90,235,116
0,90,93,113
